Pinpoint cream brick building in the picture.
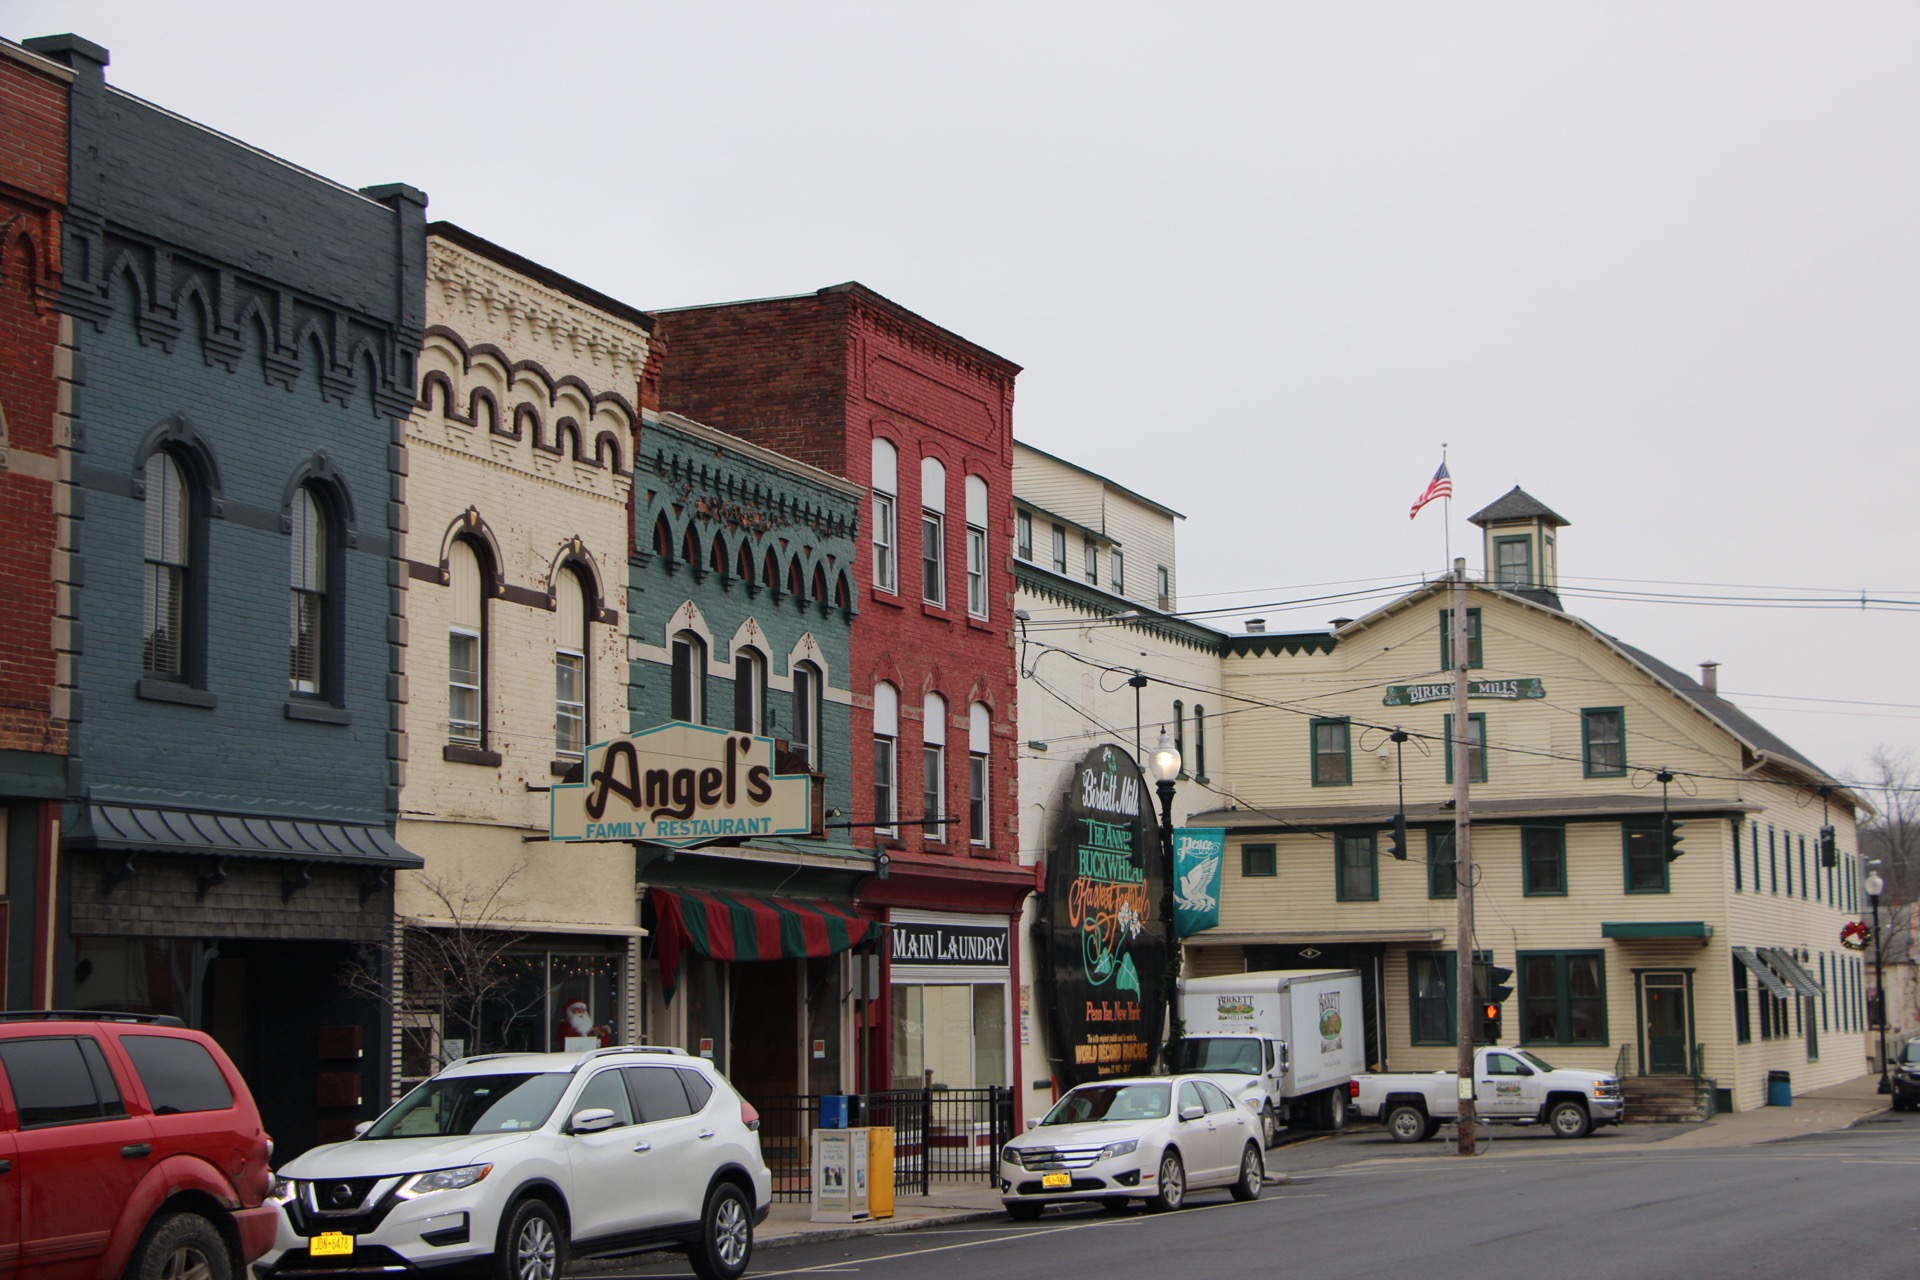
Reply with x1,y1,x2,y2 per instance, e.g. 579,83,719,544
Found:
392,224,655,1081
1186,490,1872,1112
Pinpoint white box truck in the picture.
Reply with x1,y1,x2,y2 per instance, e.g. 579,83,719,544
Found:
1176,968,1365,1146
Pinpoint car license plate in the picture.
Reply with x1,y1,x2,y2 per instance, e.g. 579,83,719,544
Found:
310,1233,354,1257
1042,1172,1071,1189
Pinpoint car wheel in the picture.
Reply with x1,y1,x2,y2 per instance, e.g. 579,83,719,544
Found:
1385,1103,1429,1143
1320,1088,1349,1132
1147,1149,1186,1212
129,1213,232,1280
1229,1143,1264,1202
497,1198,564,1280
688,1181,753,1280
1260,1103,1278,1148
1548,1100,1592,1139
1005,1201,1046,1221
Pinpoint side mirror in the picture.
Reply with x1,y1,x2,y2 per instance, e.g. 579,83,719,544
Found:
1179,1105,1205,1122
352,1121,373,1138
1515,1065,1535,1077
1025,1118,1041,1130
570,1107,618,1133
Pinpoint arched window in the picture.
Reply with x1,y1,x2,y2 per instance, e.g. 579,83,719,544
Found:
921,457,947,608
733,647,766,734
871,439,898,594
672,630,706,724
142,452,192,679
922,691,947,841
873,682,899,835
288,487,328,697
554,570,589,758
969,702,991,847
448,539,486,746
965,474,988,619
792,661,822,770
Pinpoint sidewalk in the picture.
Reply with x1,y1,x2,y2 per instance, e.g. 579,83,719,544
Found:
1642,1071,1891,1149
751,1180,1010,1248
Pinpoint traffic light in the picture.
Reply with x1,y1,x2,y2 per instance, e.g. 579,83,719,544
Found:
1388,812,1408,860
1819,826,1837,868
1473,963,1514,1043
1664,816,1685,862
1480,1002,1502,1043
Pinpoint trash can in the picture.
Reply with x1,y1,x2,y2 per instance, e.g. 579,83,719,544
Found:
819,1095,852,1128
1766,1069,1792,1107
867,1126,895,1219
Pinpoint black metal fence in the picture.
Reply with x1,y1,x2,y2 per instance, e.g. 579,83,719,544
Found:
750,1087,1014,1202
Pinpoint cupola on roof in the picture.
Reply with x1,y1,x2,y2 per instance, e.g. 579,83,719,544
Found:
1469,486,1570,528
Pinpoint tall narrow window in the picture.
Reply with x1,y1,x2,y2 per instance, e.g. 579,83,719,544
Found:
872,439,898,594
1083,537,1098,585
1624,820,1669,893
733,649,765,734
1172,700,1185,773
554,571,588,757
792,662,821,770
1111,548,1124,594
969,702,990,847
1582,708,1625,777
1156,565,1171,610
922,457,947,607
1438,608,1483,670
1051,524,1067,573
1410,952,1454,1045
1443,712,1487,783
922,692,947,841
874,682,899,836
1193,705,1207,780
1494,536,1532,589
1336,830,1377,901
1428,827,1457,899
671,631,706,724
1311,718,1351,786
289,487,326,695
1522,825,1566,895
448,540,485,745
142,452,190,678
965,476,989,619
1015,510,1032,561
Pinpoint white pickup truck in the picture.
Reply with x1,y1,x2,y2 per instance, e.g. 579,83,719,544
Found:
1351,1046,1625,1141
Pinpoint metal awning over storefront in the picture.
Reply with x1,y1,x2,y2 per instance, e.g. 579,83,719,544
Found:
1732,946,1794,1000
648,886,873,997
66,801,422,869
1757,947,1826,998
1601,921,1713,941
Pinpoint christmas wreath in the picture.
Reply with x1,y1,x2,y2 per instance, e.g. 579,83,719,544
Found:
1840,920,1872,951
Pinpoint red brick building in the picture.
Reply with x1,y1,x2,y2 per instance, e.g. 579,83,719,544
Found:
657,284,1031,1099
0,39,71,1008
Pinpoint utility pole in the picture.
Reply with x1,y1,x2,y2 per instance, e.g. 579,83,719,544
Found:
1451,557,1478,1155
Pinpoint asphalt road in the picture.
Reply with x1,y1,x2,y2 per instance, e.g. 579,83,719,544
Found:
598,1108,1920,1280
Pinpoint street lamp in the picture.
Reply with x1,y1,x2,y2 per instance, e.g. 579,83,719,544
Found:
1147,730,1183,1072
1866,863,1890,1094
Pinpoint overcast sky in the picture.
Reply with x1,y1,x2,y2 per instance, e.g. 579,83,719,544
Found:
13,1,1917,797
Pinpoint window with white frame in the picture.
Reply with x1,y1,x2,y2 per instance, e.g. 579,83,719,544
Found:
1051,524,1067,573
921,457,946,607
1083,536,1098,585
671,630,706,724
791,661,821,770
288,486,327,695
447,540,485,744
1015,510,1032,561
872,438,898,594
965,475,988,619
969,702,990,846
1110,548,1124,594
874,682,899,836
142,451,191,679
922,691,947,841
733,648,765,734
1156,564,1171,610
554,570,588,757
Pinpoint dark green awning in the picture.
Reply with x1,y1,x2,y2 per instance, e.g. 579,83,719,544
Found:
1601,921,1713,940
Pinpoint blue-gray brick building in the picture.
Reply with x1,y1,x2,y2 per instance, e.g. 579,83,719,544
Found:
26,33,424,1154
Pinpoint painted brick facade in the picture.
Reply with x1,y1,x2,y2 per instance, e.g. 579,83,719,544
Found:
656,286,1028,1092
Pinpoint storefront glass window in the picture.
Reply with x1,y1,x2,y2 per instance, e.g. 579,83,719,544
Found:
683,954,728,1073
890,982,1006,1089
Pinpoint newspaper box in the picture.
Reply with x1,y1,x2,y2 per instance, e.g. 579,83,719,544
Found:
867,1125,894,1219
810,1127,870,1222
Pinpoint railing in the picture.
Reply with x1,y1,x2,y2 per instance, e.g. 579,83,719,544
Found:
747,1087,1015,1203
1614,1043,1634,1079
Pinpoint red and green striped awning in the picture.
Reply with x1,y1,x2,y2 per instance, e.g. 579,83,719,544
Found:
649,886,874,998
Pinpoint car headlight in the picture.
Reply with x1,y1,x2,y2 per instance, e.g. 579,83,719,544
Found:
267,1176,296,1207
1002,1145,1020,1164
395,1165,493,1199
1096,1138,1139,1162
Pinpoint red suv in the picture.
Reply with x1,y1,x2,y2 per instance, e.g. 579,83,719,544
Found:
0,1012,276,1280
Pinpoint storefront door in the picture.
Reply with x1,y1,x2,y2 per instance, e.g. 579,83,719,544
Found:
1641,971,1691,1075
731,957,802,1101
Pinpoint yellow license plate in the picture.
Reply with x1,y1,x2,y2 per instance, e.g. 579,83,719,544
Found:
310,1234,354,1258
1042,1172,1072,1188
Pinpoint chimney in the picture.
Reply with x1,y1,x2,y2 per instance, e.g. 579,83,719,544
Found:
1245,618,1266,634
1699,662,1720,694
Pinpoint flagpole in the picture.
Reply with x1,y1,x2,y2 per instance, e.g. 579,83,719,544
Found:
1441,442,1451,569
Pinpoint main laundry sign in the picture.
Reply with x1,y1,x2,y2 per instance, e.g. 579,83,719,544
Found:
550,722,813,848
1382,678,1544,706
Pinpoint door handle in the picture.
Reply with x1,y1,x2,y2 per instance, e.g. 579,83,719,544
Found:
697,1129,716,1140
121,1143,152,1160
632,1141,652,1153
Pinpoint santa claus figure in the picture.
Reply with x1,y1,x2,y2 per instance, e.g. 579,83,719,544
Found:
556,999,612,1050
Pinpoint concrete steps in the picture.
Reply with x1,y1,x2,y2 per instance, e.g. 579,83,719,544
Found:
1622,1075,1715,1122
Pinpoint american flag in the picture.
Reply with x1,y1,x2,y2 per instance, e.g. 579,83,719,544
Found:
1409,462,1451,520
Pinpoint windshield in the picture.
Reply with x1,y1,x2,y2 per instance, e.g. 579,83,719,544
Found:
1041,1083,1171,1125
362,1072,570,1139
1519,1051,1558,1073
1176,1038,1263,1075
1902,1042,1920,1065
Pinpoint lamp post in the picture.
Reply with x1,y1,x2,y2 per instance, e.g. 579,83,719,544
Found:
1866,863,1890,1094
1148,729,1183,1073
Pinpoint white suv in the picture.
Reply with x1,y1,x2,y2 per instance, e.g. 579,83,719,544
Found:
256,1046,770,1280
